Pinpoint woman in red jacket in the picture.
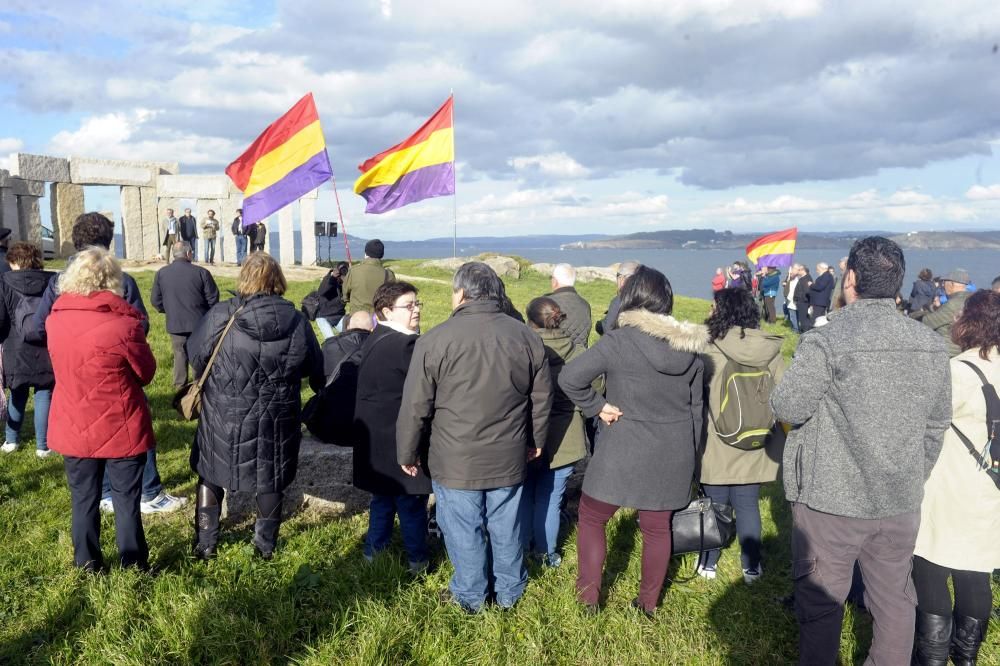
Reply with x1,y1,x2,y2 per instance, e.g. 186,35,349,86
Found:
47,247,156,571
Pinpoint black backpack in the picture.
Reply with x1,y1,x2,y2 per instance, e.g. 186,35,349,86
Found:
301,291,322,321
950,360,1000,490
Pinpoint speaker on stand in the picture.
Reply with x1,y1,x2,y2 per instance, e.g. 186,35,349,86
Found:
314,221,327,265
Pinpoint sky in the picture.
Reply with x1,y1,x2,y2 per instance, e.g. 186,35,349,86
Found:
2,0,1000,240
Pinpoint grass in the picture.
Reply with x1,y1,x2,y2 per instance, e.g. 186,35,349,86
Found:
0,259,995,665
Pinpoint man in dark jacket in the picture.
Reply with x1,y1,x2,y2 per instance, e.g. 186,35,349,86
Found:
151,241,220,387
251,221,267,253
31,212,185,514
771,237,951,665
178,208,198,260
807,262,835,324
545,263,592,347
596,260,639,335
397,262,552,612
792,265,813,332
231,209,248,266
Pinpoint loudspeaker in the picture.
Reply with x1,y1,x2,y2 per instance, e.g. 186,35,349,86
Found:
327,222,338,237
314,221,326,237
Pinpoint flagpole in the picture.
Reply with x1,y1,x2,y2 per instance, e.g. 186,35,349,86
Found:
451,90,457,259
329,172,353,264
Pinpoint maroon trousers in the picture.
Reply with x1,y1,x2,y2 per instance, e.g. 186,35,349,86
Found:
576,493,674,612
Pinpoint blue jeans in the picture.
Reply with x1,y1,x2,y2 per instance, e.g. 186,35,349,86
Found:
365,493,429,564
103,448,162,503
6,386,51,451
432,481,526,611
235,235,248,265
191,239,198,261
316,317,336,341
789,309,799,333
701,483,762,570
204,238,216,263
520,463,573,558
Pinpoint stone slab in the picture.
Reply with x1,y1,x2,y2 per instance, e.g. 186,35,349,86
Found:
0,189,20,241
120,186,144,260
139,187,160,261
278,203,295,266
50,183,84,257
70,157,179,187
299,198,316,266
11,153,71,183
16,195,42,245
0,169,10,187
8,178,46,197
157,174,231,199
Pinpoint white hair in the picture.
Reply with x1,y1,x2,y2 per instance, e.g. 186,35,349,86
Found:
552,263,576,287
817,262,829,273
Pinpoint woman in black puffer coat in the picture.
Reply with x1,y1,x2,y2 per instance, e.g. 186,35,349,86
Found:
187,252,324,559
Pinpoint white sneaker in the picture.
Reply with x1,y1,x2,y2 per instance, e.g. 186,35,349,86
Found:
696,563,717,580
35,449,55,459
743,564,763,585
99,498,115,514
140,492,188,514
1,442,18,453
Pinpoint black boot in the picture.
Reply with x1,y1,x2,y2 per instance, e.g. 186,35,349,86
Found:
193,483,223,560
252,493,283,560
912,610,951,665
951,614,988,665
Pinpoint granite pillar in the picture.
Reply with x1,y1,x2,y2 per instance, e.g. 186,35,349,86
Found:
120,186,143,260
300,198,317,266
50,183,84,257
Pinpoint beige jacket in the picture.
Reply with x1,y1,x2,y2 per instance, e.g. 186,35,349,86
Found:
915,348,1000,572
700,327,786,486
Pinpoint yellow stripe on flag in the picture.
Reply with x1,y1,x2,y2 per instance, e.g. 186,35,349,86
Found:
354,128,454,193
748,239,796,260
244,121,327,197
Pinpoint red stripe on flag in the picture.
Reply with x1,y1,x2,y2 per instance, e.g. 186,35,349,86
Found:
746,227,798,254
225,93,321,191
357,96,453,174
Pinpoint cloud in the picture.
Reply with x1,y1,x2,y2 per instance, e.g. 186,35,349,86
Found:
966,184,1000,200
509,152,591,179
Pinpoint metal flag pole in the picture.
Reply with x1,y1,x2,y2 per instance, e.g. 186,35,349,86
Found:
451,90,457,259
329,171,353,264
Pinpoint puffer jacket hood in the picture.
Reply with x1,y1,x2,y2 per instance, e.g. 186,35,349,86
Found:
710,327,784,367
617,309,709,374
4,269,54,298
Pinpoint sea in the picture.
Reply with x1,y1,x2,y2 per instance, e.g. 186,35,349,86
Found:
118,233,1000,300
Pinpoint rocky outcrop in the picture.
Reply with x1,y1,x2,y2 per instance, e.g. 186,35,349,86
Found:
421,254,522,279
529,263,617,283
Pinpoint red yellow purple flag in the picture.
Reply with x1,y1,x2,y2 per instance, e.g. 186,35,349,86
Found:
746,228,797,268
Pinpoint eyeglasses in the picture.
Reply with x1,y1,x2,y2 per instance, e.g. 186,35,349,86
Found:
392,301,423,312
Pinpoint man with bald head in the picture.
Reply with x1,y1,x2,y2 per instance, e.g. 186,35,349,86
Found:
545,263,592,347
596,260,640,336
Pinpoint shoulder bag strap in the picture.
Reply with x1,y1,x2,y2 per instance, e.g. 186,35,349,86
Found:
958,359,991,386
196,304,246,389
951,360,992,467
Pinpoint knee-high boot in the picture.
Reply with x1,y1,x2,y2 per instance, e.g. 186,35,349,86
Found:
951,614,988,665
253,492,283,560
911,610,951,665
193,482,223,560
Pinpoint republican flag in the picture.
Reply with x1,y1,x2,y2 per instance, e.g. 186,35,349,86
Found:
354,96,455,214
226,93,333,226
746,228,797,268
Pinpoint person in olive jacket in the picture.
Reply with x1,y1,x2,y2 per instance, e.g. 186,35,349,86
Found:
343,239,395,314
559,266,707,616
0,242,57,457
396,262,552,613
697,287,786,584
520,296,598,569
353,281,432,572
187,252,324,560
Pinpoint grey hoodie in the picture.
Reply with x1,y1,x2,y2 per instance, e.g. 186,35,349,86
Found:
771,298,951,519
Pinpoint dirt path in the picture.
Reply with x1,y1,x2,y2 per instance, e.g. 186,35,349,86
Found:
121,260,451,286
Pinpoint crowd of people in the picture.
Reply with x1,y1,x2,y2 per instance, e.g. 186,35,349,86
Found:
161,207,267,266
1,213,998,664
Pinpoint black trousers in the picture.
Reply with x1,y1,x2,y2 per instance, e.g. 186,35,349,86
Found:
912,555,993,620
64,454,149,570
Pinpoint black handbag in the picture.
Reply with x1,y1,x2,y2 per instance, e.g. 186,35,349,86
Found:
671,491,736,557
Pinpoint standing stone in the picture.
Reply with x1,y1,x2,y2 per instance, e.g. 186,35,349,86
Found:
16,195,43,246
278,203,295,266
300,198,317,266
139,187,160,260
120,186,144,260
0,189,20,241
99,211,117,255
50,183,84,257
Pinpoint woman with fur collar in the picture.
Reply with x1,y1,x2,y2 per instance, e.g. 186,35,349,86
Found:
560,266,708,616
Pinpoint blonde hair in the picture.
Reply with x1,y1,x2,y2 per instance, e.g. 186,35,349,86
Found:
58,246,124,296
238,252,286,296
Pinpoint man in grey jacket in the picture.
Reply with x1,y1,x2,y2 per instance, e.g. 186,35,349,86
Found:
545,263,592,348
397,262,552,613
771,236,951,666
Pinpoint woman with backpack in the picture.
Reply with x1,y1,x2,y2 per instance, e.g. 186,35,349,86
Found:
0,242,58,458
910,290,1000,665
698,287,785,584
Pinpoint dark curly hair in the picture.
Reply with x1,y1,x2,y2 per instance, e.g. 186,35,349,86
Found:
706,287,761,342
372,281,417,321
952,290,1000,360
526,296,565,330
72,212,114,251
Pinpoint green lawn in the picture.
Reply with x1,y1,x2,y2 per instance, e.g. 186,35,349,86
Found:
0,260,994,665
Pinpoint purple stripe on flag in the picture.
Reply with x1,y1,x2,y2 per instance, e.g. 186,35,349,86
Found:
754,253,794,269
359,161,455,214
242,150,332,226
